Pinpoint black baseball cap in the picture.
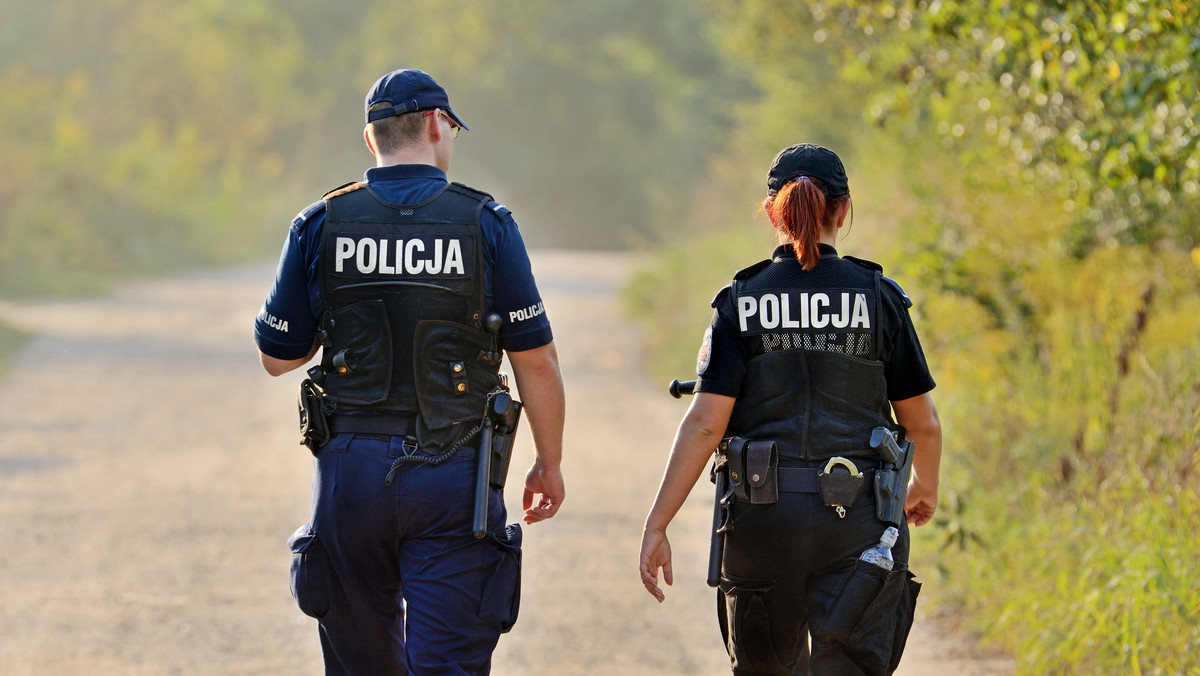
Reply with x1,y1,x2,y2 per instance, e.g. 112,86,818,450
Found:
364,69,469,130
766,143,849,196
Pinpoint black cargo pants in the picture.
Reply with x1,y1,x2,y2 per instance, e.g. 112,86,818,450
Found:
718,488,918,675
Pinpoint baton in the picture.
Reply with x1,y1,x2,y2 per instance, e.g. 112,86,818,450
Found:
473,422,493,539
669,378,697,398
707,464,728,587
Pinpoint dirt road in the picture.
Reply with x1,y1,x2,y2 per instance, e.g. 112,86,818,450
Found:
0,250,1009,674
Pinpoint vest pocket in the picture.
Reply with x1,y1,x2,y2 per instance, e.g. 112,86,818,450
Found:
288,524,334,619
323,299,392,406
413,320,500,449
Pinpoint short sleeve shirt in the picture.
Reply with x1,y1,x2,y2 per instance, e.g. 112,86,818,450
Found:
696,244,935,402
254,164,552,360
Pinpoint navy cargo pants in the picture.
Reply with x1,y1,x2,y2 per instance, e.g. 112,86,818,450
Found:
288,433,521,675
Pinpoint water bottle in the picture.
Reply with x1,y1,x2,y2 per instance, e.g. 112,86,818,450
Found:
859,526,899,571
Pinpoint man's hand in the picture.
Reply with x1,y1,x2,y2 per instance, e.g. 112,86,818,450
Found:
639,528,673,603
522,462,564,524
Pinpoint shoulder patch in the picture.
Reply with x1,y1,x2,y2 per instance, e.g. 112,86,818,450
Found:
711,284,732,308
322,181,366,200
291,199,327,228
732,259,771,281
449,181,496,203
882,276,913,308
843,255,884,272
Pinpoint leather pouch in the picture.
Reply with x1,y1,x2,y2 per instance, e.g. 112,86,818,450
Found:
743,440,778,505
818,457,864,509
724,437,779,505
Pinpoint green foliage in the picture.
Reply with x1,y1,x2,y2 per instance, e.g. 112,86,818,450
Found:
624,221,774,381
625,2,1200,673
803,0,1200,249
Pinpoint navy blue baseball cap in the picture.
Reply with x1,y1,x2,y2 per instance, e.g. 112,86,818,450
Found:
364,69,469,130
767,143,849,196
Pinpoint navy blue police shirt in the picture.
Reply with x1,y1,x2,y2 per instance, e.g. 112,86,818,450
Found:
254,164,552,360
696,243,935,402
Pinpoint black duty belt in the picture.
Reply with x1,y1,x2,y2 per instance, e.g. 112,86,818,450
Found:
778,467,877,495
328,414,416,437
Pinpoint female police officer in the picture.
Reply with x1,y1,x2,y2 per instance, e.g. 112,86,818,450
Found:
639,143,941,675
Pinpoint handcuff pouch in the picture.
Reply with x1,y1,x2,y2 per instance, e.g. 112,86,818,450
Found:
818,457,864,509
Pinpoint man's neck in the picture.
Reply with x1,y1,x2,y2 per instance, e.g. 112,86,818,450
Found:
376,147,439,170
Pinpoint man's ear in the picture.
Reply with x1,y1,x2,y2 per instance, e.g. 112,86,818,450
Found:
426,112,444,143
363,126,377,156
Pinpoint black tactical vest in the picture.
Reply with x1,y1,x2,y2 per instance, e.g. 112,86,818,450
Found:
316,181,501,452
724,251,897,464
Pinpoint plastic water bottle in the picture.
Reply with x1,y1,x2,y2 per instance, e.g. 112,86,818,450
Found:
859,526,899,571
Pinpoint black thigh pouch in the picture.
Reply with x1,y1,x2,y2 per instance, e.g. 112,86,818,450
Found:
288,523,336,619
477,523,522,633
815,560,922,675
717,576,790,674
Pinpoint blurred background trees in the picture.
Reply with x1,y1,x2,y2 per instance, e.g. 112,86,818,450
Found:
0,0,749,294
2,0,1198,670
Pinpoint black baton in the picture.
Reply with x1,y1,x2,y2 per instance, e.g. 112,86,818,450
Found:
707,463,728,587
669,378,697,398
473,423,493,539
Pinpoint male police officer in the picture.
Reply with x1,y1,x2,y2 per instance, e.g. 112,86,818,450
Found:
254,68,566,675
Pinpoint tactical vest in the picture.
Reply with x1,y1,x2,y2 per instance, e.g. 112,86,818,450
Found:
724,252,897,464
315,181,501,452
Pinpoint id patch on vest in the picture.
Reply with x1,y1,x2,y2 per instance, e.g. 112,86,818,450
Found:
736,288,876,358
331,232,473,279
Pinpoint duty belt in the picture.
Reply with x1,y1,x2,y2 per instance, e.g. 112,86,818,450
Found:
328,413,416,437
778,467,877,496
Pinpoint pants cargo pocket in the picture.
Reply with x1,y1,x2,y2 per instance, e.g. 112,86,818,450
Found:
817,559,916,676
288,524,333,619
887,571,921,673
477,523,522,633
717,578,788,674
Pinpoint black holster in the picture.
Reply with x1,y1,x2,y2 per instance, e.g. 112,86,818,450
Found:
486,389,522,489
473,387,523,539
871,428,915,527
298,378,331,455
721,436,779,505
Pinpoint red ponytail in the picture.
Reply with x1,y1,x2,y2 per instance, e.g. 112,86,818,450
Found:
764,178,850,270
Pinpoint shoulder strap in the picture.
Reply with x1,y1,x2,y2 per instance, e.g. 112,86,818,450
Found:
447,181,495,203
842,255,884,272
322,181,366,200
733,258,772,281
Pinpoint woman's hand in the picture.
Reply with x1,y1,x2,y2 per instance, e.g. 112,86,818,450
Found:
905,479,938,527
639,528,673,603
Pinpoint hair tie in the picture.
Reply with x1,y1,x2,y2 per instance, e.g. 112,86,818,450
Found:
793,176,811,184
